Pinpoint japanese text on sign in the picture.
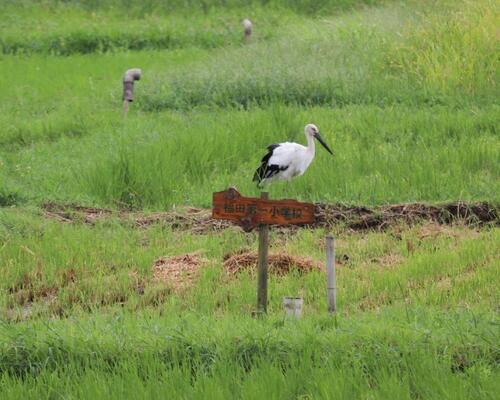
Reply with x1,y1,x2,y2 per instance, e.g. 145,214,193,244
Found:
212,188,315,230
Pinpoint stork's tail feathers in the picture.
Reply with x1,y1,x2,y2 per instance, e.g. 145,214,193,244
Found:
253,165,266,187
253,143,280,187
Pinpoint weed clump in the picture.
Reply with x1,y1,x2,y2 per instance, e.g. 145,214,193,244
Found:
386,0,498,100
0,188,23,207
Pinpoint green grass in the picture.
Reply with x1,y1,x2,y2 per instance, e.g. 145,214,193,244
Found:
0,0,498,397
142,0,498,110
0,6,282,55
0,49,209,147
0,310,498,399
0,0,383,55
0,209,498,398
1,105,498,208
1,0,384,17
1,0,497,208
1,208,498,317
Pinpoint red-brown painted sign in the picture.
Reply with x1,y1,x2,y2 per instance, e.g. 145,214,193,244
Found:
212,187,315,231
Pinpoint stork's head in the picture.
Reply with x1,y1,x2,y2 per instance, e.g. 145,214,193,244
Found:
305,124,333,155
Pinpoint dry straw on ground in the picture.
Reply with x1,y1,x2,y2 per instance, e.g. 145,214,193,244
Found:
223,249,321,275
152,252,208,290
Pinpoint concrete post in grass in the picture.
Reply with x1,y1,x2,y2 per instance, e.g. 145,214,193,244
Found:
283,297,303,318
242,19,252,43
122,68,142,114
326,235,336,313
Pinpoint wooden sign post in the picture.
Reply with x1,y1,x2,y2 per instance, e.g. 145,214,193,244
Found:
257,192,269,313
212,187,315,313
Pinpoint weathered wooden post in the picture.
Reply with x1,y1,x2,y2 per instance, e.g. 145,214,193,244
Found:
257,192,269,313
122,68,142,114
326,235,336,313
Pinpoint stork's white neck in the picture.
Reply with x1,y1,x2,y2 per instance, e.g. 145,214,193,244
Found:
306,132,315,154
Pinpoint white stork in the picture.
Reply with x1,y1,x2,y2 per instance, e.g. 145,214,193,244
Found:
253,123,333,187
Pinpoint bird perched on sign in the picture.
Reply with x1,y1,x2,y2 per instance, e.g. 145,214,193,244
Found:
253,124,333,187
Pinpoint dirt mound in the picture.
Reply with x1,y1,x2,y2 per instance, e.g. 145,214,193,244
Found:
42,203,231,233
223,249,321,275
42,201,498,232
152,252,208,290
314,201,498,230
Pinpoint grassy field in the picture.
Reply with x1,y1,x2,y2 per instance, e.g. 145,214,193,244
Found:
0,0,499,398
1,211,499,398
1,0,498,208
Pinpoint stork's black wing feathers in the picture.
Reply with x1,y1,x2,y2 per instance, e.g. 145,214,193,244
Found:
265,144,281,155
253,144,288,185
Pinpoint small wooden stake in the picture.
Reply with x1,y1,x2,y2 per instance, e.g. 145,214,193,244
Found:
257,192,269,314
326,235,336,313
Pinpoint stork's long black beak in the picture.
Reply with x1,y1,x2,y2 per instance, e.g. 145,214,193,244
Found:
314,132,333,155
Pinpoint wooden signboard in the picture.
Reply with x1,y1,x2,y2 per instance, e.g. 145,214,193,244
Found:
212,187,316,314
212,187,315,231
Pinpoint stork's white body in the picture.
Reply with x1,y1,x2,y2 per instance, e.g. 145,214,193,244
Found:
264,141,314,182
253,124,332,187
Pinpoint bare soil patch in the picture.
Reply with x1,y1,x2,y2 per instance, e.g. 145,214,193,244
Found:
314,201,498,230
223,249,321,275
42,201,498,232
